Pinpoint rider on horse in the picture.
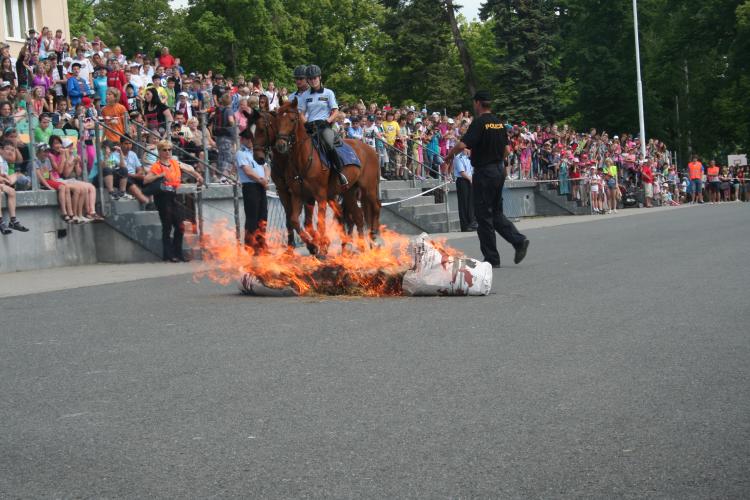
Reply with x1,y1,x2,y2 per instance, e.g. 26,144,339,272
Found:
298,64,348,186
289,65,309,102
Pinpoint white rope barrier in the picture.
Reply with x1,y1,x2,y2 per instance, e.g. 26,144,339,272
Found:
381,181,452,207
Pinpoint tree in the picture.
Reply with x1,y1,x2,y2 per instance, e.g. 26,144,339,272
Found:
382,0,464,111
480,0,562,123
95,0,173,55
67,0,98,39
445,0,477,97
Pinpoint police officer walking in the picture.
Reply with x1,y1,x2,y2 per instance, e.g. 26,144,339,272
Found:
443,91,529,267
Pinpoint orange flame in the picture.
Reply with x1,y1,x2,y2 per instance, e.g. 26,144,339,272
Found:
195,218,462,296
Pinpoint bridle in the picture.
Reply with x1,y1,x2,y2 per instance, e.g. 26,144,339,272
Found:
253,111,276,156
275,107,303,152
275,106,314,182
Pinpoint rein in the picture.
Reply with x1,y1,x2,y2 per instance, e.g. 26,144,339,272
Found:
278,108,314,183
253,111,276,155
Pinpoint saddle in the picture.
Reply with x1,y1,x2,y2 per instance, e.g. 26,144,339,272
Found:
310,133,362,170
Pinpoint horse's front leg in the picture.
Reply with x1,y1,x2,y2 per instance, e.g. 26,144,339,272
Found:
289,193,317,255
314,192,330,256
303,200,316,245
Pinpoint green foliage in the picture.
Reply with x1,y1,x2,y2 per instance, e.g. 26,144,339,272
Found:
94,0,173,55
67,0,98,39
68,0,749,160
480,0,562,123
381,0,465,112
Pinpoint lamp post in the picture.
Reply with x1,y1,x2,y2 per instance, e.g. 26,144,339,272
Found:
632,0,647,159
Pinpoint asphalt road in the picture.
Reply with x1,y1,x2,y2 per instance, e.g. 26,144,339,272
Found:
2,204,749,499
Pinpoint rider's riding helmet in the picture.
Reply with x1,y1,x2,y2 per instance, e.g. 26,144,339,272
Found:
305,64,322,79
293,65,307,79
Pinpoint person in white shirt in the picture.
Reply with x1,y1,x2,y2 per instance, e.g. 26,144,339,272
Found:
264,80,280,110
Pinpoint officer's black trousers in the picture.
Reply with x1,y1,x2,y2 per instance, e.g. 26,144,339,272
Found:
242,182,268,251
456,177,475,231
472,166,526,266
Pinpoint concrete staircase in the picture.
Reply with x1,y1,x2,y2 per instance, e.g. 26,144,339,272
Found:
380,179,461,233
535,182,590,215
105,188,201,260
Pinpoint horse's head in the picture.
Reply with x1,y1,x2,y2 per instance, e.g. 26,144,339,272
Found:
252,110,276,164
275,98,301,155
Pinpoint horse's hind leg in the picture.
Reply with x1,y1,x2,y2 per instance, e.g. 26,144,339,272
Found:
343,189,366,252
361,189,382,247
314,195,330,257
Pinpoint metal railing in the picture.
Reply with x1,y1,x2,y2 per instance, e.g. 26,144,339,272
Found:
369,136,453,227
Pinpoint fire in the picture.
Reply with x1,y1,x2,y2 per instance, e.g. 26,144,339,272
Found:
195,218,462,296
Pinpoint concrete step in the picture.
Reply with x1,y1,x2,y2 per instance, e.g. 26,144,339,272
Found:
416,211,461,225
132,224,164,256
127,210,161,226
109,199,141,215
397,203,446,217
380,180,413,190
392,196,438,208
381,187,424,200
421,218,462,233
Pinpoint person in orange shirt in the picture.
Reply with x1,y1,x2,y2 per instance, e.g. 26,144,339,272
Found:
706,159,721,204
101,88,127,143
687,155,704,204
144,140,203,261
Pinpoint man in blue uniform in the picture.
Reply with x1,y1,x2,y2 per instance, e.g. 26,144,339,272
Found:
297,64,347,185
289,65,308,104
237,129,270,252
443,91,529,267
453,149,477,232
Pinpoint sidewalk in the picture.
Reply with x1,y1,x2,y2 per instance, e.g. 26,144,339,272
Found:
435,202,694,240
0,203,699,298
0,262,200,299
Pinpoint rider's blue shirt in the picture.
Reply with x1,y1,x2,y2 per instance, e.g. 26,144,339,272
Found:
299,87,338,122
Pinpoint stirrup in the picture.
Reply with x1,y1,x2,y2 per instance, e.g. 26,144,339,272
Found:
338,172,349,186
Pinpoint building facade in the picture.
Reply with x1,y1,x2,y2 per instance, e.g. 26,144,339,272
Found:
2,0,70,53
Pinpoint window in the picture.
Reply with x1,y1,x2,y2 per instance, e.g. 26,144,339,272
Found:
4,0,34,40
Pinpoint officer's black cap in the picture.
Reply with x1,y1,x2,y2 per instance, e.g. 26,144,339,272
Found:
472,90,492,102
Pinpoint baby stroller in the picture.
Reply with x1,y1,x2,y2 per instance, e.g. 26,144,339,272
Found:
622,185,639,208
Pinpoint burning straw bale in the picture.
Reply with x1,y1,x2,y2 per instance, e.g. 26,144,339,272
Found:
197,223,492,297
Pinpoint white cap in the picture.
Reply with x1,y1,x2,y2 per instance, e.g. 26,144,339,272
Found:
179,91,189,97
0,81,11,88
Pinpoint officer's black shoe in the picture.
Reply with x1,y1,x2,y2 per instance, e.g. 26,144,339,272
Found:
514,239,530,264
484,260,501,268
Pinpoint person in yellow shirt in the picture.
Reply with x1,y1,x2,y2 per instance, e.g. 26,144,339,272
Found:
381,111,400,146
605,158,619,213
381,111,400,179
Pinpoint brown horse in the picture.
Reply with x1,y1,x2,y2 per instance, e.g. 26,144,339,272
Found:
252,110,317,252
273,99,381,255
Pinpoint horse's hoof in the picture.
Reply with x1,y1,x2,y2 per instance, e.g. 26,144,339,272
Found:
306,243,318,255
315,253,327,262
341,242,355,255
370,235,384,248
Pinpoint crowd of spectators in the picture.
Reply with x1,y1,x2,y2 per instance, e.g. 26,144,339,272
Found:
1,26,749,238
